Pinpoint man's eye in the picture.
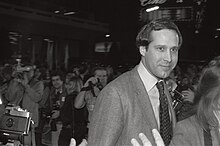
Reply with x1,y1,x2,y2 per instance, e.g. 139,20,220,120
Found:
171,48,178,52
157,47,164,51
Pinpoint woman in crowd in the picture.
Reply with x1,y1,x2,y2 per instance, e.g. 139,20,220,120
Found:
58,76,87,146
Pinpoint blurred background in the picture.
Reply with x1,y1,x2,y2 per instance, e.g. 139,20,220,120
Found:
0,0,219,69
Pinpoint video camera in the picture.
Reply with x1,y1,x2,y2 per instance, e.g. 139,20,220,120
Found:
0,105,32,144
12,58,35,79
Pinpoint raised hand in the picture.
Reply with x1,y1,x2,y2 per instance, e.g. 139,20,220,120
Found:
131,129,165,146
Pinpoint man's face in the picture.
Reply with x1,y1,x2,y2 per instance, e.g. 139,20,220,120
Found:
95,70,108,87
140,29,179,79
34,68,41,79
51,75,63,89
23,69,34,81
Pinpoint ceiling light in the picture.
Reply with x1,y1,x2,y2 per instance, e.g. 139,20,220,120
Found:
54,10,60,14
195,30,199,34
105,34,110,38
44,38,53,42
64,11,75,15
146,6,159,12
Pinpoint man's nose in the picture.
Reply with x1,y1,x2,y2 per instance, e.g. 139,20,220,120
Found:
164,50,172,62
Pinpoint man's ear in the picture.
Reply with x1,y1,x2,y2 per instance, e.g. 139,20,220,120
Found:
139,46,146,56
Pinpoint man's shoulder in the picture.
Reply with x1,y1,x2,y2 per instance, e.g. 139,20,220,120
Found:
30,78,43,86
110,67,138,84
102,67,139,94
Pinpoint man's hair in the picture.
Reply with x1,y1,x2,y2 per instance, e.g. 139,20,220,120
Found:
50,70,65,81
91,66,107,76
136,18,183,50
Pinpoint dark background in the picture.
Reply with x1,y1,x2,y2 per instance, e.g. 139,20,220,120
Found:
0,0,219,66
93,0,220,63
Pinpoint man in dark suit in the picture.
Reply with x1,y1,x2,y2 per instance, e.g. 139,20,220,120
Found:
87,18,183,146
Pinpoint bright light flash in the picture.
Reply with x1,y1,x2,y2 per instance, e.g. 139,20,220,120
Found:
64,11,75,15
146,6,159,12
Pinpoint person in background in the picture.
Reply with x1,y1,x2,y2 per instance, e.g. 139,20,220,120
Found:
1,65,13,84
166,74,195,122
6,64,44,146
74,66,108,125
35,66,51,146
58,76,84,146
49,70,68,146
170,55,220,145
87,18,183,146
0,95,7,145
105,65,114,82
0,65,13,105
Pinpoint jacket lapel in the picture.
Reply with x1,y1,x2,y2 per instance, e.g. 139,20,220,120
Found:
130,67,158,130
164,83,177,129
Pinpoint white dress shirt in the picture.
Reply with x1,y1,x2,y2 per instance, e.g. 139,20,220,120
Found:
137,61,161,128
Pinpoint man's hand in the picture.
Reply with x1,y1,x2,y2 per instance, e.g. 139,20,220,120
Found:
69,129,164,146
131,129,165,146
70,138,76,146
181,89,194,103
84,77,99,88
69,138,88,146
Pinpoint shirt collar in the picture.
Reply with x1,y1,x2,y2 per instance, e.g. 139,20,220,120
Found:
55,87,63,94
137,61,158,92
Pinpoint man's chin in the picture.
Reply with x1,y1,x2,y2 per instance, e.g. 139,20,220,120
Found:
158,72,170,79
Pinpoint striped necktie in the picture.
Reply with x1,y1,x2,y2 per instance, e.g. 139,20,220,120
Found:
156,80,172,146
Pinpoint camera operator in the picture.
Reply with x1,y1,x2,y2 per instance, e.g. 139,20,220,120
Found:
74,67,108,131
5,64,44,146
166,75,195,122
0,95,7,145
0,94,5,120
0,96,4,115
0,65,13,106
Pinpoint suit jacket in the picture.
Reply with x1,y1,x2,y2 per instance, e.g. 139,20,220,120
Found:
87,66,176,146
171,115,220,146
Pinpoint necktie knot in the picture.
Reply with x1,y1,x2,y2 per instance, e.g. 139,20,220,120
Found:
156,80,165,95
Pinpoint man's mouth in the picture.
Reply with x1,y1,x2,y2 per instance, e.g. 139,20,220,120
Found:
161,65,171,71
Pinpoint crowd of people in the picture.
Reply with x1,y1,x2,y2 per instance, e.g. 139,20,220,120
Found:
0,60,129,146
0,18,219,146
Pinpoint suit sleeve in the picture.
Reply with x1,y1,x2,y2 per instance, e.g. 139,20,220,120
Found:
88,85,124,146
24,81,44,103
